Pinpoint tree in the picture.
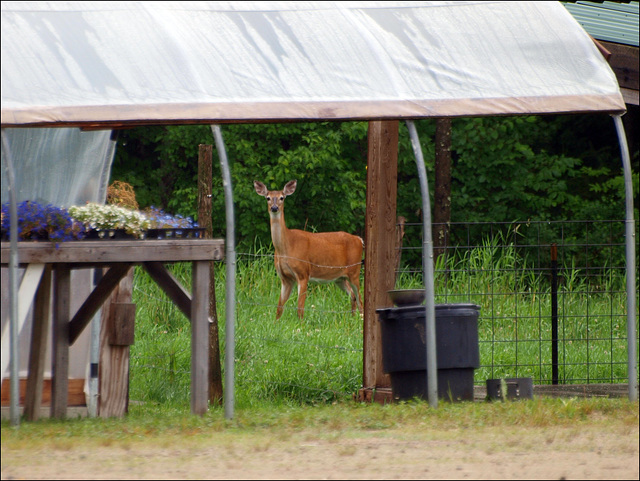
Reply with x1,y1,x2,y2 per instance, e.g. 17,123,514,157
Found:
110,115,638,264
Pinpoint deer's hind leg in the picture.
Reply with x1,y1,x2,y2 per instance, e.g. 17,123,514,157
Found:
336,278,361,315
347,269,363,315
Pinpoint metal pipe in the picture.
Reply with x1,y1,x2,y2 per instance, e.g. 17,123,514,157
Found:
1,129,20,426
405,120,438,408
551,243,558,385
612,115,637,402
87,268,103,417
211,124,236,419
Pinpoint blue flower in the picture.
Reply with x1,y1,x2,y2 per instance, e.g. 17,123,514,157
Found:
1,201,85,243
143,207,198,229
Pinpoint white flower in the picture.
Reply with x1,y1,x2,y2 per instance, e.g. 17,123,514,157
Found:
69,203,150,238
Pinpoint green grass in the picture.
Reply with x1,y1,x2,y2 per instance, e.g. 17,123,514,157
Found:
127,240,637,409
3,397,638,441
130,251,365,408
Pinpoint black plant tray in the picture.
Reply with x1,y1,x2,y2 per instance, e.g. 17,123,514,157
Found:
2,228,205,242
143,228,205,240
83,228,205,240
83,229,137,240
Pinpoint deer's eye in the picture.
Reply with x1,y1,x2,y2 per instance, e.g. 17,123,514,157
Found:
279,196,284,201
266,196,271,201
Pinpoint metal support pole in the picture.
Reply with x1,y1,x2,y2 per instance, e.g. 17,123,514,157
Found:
551,243,559,385
211,125,236,419
1,129,20,426
87,269,102,417
405,120,438,408
612,115,638,402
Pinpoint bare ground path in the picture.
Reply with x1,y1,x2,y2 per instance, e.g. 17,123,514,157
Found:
2,418,638,480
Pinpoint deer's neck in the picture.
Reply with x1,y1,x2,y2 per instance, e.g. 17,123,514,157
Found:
269,211,289,254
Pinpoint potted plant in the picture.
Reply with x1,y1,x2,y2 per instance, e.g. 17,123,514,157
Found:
68,202,150,239
142,206,201,239
1,200,85,244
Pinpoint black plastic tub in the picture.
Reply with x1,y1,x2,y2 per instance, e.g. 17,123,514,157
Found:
377,303,480,402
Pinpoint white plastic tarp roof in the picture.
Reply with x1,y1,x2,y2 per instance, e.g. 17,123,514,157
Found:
0,1,626,128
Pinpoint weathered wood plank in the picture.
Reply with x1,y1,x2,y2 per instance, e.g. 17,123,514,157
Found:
99,268,133,418
51,265,70,419
108,302,136,346
191,261,209,415
363,120,398,391
67,263,133,345
1,378,86,407
24,265,52,421
601,41,639,91
1,239,225,265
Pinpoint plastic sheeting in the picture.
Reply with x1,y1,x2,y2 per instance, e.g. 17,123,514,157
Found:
0,1,626,128
0,128,115,206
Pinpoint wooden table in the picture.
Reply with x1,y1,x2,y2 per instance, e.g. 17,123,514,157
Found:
1,238,224,417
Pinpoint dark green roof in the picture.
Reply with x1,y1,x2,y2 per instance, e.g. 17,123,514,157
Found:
564,1,639,47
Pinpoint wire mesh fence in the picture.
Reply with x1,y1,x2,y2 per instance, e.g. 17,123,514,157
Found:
395,219,639,386
129,219,638,405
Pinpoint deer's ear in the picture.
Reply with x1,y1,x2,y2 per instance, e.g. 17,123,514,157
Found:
283,180,297,196
254,181,268,196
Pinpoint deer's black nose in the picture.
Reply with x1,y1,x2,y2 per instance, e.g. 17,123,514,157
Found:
271,205,279,212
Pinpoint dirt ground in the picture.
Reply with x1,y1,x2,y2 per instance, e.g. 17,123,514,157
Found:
2,421,638,480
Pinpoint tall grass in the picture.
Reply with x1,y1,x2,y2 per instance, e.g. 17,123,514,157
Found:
129,239,636,409
395,231,634,385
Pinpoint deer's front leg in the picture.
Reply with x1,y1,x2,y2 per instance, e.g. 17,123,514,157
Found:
276,277,294,320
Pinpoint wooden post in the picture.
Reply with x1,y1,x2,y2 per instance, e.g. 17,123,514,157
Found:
198,144,223,405
98,267,134,418
434,118,452,264
51,264,70,419
362,120,398,395
24,265,52,421
191,260,209,415
395,216,406,282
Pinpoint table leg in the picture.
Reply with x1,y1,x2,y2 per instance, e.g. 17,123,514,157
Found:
191,261,209,415
51,265,70,419
25,265,52,421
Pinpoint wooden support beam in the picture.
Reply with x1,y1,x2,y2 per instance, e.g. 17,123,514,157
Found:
363,120,399,391
191,260,209,415
98,267,134,418
142,262,192,319
24,265,52,421
68,263,134,345
51,265,70,419
107,303,136,346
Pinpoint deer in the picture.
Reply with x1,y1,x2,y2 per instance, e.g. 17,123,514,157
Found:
254,180,364,320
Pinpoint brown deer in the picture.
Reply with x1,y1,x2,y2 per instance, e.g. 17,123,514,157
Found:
254,180,364,320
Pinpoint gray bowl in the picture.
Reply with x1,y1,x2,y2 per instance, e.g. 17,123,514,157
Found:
388,289,425,307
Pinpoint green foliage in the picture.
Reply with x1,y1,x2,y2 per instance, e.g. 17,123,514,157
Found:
395,115,639,226
112,122,369,251
110,115,639,257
